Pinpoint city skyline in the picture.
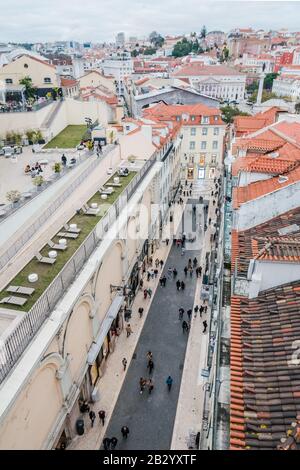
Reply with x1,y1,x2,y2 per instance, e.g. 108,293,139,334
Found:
1,0,300,43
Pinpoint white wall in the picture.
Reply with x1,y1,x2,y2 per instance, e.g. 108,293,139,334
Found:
0,102,56,137
233,181,300,231
249,260,300,297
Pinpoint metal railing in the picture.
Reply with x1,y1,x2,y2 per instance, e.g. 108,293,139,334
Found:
0,150,157,384
0,146,113,271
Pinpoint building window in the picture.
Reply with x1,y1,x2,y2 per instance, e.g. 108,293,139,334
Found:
176,116,181,122
24,63,28,68
191,115,195,121
212,141,218,149
5,78,13,84
190,127,196,136
214,116,219,121
190,141,195,150
211,154,217,164
202,116,209,124
44,77,52,84
202,127,208,135
213,128,219,136
201,141,207,150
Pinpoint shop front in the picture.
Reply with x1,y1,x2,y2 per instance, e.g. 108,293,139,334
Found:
187,166,194,180
87,294,124,386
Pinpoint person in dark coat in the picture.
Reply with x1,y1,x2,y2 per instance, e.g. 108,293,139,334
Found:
203,320,208,333
110,436,118,449
187,309,192,322
99,410,106,426
121,426,130,439
89,410,96,427
176,279,181,291
103,437,111,450
147,359,154,375
181,281,185,291
182,320,189,333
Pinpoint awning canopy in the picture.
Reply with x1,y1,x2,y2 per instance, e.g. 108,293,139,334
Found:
87,295,124,365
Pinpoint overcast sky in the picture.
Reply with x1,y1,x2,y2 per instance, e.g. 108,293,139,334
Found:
2,0,300,43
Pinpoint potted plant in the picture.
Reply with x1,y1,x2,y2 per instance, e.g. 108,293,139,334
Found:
6,190,21,206
33,175,44,190
53,162,61,175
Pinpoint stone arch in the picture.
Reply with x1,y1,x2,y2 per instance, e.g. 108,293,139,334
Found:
126,215,137,264
63,298,93,381
94,240,124,320
0,360,63,450
61,293,95,359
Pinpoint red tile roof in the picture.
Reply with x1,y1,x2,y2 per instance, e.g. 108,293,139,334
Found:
60,78,78,87
230,285,300,450
233,107,284,137
143,102,224,126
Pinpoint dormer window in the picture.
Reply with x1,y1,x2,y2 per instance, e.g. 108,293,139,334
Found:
191,115,195,121
202,116,209,124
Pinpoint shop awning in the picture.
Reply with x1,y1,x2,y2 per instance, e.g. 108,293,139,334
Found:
87,295,124,365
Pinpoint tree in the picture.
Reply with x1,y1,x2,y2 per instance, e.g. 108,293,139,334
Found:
295,102,300,114
6,190,21,203
263,73,279,90
143,47,157,55
149,31,164,48
220,106,250,124
19,76,37,100
200,25,207,39
248,90,277,103
172,39,193,57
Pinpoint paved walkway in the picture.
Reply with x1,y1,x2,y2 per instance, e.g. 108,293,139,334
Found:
100,205,202,450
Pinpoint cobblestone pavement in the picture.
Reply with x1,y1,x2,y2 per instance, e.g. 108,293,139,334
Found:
101,205,202,450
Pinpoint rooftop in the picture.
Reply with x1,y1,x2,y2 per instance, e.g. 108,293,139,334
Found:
172,64,245,77
0,171,137,313
230,282,300,450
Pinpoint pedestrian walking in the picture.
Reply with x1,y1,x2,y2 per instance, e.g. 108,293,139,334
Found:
139,278,144,290
103,437,111,450
160,259,164,269
143,288,148,299
189,267,193,277
168,266,173,278
147,359,154,375
148,378,154,394
184,266,188,276
89,410,96,427
173,268,178,278
166,376,173,391
121,426,130,439
181,246,185,256
139,377,146,394
182,320,189,333
203,320,208,333
99,410,106,426
110,437,118,449
166,238,170,246
147,271,151,282
204,305,208,314
154,268,158,278
155,258,160,268
189,189,192,196
176,279,181,291
181,280,185,291
187,309,192,322
162,275,167,287
138,307,144,318
193,257,198,267
179,307,184,320
122,357,127,371
126,323,133,337
147,351,153,361
147,288,152,298
194,305,199,318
